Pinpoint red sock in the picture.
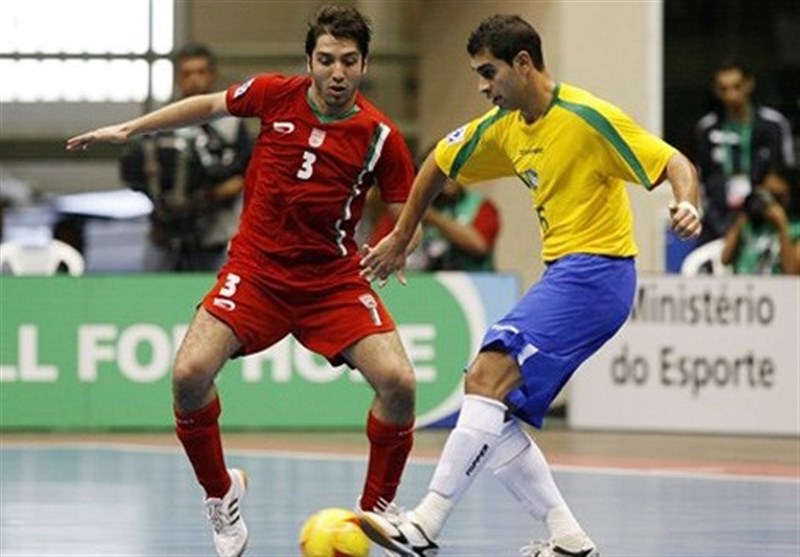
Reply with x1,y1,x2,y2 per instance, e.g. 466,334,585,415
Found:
175,396,231,499
361,412,414,510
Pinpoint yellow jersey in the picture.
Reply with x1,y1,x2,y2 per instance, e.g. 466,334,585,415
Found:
434,83,676,262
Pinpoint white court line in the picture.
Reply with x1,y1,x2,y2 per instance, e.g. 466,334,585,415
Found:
3,441,798,485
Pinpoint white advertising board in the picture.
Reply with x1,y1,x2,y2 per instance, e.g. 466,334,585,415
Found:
569,276,800,435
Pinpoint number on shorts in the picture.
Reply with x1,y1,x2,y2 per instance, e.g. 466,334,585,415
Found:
219,273,241,297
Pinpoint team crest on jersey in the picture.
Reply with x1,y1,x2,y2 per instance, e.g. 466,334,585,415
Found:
520,169,539,190
445,125,467,145
233,78,255,99
309,128,326,147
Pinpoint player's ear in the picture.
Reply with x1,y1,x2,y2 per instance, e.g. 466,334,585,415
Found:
514,50,533,73
306,55,312,73
361,56,369,76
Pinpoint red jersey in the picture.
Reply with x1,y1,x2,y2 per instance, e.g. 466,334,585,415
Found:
224,74,414,289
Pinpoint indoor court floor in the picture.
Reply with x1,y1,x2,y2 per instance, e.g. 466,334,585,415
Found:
1,428,798,557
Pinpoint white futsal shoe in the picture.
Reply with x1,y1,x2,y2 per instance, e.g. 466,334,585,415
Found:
357,500,439,557
520,533,599,557
205,468,249,557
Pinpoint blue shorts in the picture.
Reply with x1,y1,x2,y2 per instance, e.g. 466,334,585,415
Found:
481,254,636,428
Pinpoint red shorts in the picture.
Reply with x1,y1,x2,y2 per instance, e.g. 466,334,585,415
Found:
201,260,396,365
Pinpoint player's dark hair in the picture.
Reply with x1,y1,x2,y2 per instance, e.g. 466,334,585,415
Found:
467,14,545,70
305,5,372,59
173,42,217,71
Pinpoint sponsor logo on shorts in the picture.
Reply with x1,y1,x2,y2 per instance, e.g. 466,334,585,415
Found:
213,298,236,311
491,324,519,334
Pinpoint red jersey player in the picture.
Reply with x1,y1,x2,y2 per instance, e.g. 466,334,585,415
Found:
67,6,419,557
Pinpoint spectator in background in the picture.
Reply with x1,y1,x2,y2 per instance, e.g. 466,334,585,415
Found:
694,61,795,245
370,147,501,272
120,43,252,271
721,165,800,274
419,179,500,271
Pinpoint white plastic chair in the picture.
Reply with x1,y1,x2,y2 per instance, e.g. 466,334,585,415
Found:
0,239,85,276
680,238,731,276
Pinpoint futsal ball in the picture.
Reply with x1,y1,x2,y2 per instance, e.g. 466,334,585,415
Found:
299,507,371,557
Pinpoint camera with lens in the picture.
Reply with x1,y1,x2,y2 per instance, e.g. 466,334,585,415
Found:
743,187,776,221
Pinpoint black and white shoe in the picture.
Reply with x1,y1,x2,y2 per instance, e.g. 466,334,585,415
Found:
205,468,249,557
358,507,439,557
520,534,599,557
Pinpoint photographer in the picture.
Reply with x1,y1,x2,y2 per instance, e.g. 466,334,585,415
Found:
721,166,800,274
120,43,252,271
693,62,795,245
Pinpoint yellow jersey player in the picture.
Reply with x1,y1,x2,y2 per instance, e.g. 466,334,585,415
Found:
358,13,701,557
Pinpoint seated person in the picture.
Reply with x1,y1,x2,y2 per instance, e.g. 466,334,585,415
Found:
721,166,800,274
370,178,500,271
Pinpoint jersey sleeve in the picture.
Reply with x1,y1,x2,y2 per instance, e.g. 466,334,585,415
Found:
225,74,281,119
373,126,415,204
434,109,516,186
598,104,677,190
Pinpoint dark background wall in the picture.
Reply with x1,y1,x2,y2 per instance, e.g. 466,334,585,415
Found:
664,0,800,158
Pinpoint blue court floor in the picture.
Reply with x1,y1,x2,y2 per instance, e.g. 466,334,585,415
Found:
0,435,798,557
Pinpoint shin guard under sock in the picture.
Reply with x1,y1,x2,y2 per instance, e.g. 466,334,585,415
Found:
361,412,414,510
415,394,507,538
175,396,230,498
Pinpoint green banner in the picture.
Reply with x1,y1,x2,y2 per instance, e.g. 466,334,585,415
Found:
0,273,518,429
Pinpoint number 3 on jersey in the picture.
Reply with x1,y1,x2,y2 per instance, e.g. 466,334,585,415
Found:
297,151,317,180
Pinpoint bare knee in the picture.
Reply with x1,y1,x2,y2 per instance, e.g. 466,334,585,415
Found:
378,363,415,403
464,350,522,400
172,356,218,413
374,363,416,420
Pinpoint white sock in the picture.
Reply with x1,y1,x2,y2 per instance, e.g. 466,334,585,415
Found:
413,394,507,539
488,422,584,540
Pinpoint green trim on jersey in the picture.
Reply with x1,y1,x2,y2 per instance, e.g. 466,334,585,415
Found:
555,97,654,190
542,83,561,117
363,123,391,172
449,109,510,179
334,122,392,256
306,88,361,123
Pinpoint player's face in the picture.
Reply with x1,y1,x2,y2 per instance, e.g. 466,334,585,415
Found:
176,57,216,98
470,49,524,111
307,34,366,115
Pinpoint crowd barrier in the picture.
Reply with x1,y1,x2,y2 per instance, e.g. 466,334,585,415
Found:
3,273,796,435
570,275,799,436
0,272,518,430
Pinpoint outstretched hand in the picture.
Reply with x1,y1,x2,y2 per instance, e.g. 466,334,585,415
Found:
65,124,129,151
359,232,409,287
669,201,702,240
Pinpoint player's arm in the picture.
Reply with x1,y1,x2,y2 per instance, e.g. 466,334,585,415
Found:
361,151,447,282
384,202,423,256
660,151,703,240
66,92,230,151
